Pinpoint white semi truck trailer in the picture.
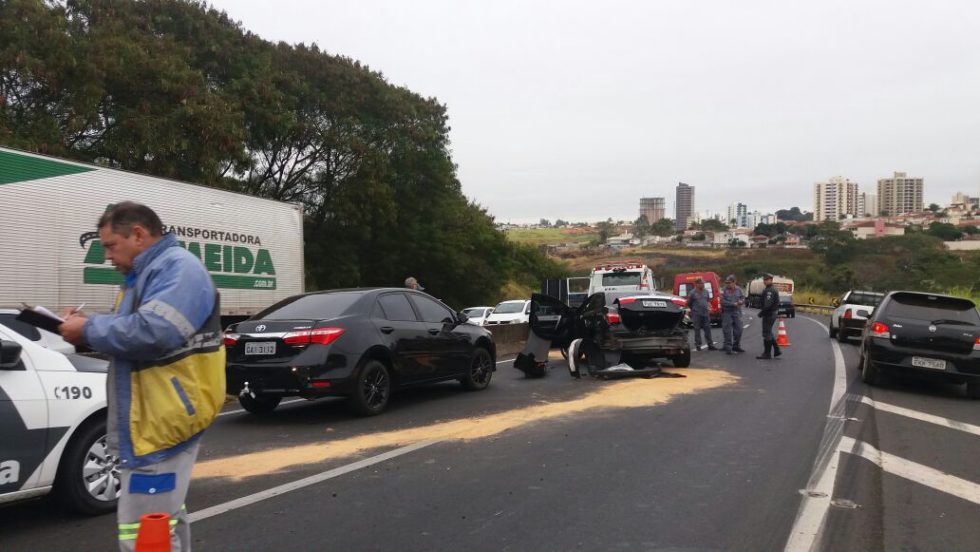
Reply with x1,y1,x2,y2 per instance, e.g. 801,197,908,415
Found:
0,146,304,326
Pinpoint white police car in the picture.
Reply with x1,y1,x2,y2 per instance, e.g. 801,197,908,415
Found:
0,319,118,514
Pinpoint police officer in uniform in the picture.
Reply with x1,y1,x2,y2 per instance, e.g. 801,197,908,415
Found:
757,273,782,360
719,275,746,354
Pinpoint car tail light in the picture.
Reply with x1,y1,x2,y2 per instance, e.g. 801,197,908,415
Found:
618,297,637,305
309,380,332,389
283,327,345,346
843,309,852,319
974,336,980,351
671,298,687,308
223,332,239,347
605,310,621,325
869,322,890,339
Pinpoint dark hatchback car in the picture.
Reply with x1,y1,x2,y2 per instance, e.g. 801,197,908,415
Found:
778,295,796,318
524,291,690,375
224,288,496,416
859,291,980,398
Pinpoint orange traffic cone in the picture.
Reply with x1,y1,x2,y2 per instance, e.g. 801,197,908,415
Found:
776,318,791,347
135,512,171,552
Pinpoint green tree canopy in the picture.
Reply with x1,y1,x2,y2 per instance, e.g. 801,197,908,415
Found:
0,0,563,307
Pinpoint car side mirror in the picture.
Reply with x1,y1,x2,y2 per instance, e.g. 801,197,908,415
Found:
456,311,469,324
0,340,25,370
855,309,871,318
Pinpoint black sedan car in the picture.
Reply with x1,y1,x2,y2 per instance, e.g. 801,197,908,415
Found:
859,291,980,399
519,291,690,378
224,288,496,416
778,296,796,318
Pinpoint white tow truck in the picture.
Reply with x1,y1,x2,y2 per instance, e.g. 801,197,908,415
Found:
0,319,118,514
588,260,656,295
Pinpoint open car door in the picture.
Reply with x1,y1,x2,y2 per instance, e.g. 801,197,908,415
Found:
514,294,577,378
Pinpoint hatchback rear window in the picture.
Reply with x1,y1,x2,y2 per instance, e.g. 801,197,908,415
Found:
847,292,885,306
601,271,642,286
676,283,714,298
254,292,364,320
885,293,980,324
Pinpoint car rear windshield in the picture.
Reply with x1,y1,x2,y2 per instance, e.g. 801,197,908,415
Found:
463,308,488,317
885,293,980,324
676,282,714,297
494,302,526,314
253,292,364,320
847,291,885,306
601,271,642,287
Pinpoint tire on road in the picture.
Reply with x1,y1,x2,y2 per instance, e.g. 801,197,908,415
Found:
829,324,838,339
238,393,281,414
461,347,493,391
967,382,980,400
672,348,691,368
837,327,848,343
861,351,881,386
54,417,119,515
348,359,392,416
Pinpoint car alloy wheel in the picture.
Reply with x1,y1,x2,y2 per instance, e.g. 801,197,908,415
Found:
362,364,390,409
83,434,121,505
462,348,493,390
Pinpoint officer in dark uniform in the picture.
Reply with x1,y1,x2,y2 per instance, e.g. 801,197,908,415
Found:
757,273,782,359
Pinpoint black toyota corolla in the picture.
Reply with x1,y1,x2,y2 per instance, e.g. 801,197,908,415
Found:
224,288,496,416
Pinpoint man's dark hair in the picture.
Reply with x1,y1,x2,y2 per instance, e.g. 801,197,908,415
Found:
97,202,164,237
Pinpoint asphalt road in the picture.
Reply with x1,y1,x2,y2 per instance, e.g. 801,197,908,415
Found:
2,315,978,551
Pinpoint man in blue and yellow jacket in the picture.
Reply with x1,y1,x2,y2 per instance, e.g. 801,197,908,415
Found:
60,201,225,552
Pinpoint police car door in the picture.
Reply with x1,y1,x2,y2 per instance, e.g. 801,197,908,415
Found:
0,326,49,496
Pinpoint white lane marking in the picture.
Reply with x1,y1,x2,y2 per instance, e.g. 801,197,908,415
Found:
839,436,980,506
859,396,980,438
218,359,514,418
188,439,441,523
218,398,306,418
784,317,848,552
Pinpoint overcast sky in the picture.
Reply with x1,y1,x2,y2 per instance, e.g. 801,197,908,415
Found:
207,0,980,223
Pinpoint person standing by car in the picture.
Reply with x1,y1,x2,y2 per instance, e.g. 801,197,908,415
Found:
58,202,225,552
756,273,782,360
687,277,716,350
404,276,424,291
720,275,746,355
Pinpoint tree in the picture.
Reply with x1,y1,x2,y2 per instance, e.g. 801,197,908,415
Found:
633,216,650,240
700,218,729,232
928,203,942,213
651,218,675,237
926,222,963,241
596,220,615,243
539,218,551,227
776,207,808,222
0,0,564,308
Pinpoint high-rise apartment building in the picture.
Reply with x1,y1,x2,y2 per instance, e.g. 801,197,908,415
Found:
877,172,923,216
638,197,665,224
813,176,859,222
857,192,876,217
727,202,748,227
675,183,694,231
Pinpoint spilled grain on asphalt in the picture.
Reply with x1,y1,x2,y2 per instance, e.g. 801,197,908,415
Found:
194,368,736,480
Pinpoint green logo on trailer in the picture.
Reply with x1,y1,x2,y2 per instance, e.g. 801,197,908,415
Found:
80,232,277,290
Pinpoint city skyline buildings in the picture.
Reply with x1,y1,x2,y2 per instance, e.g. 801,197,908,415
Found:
878,172,924,216
813,176,860,221
638,197,665,224
675,182,694,231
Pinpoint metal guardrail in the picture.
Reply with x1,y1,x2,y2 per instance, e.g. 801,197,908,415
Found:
796,304,835,314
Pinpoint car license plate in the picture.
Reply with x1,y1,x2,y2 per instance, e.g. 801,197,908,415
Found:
245,342,276,356
911,356,946,370
643,300,667,308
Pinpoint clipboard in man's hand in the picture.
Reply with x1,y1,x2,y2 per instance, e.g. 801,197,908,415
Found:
16,306,66,334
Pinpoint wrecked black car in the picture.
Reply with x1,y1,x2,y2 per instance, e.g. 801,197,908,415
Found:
515,291,691,378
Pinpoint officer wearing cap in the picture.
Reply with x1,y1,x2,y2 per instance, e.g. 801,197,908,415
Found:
719,274,746,354
757,273,782,359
